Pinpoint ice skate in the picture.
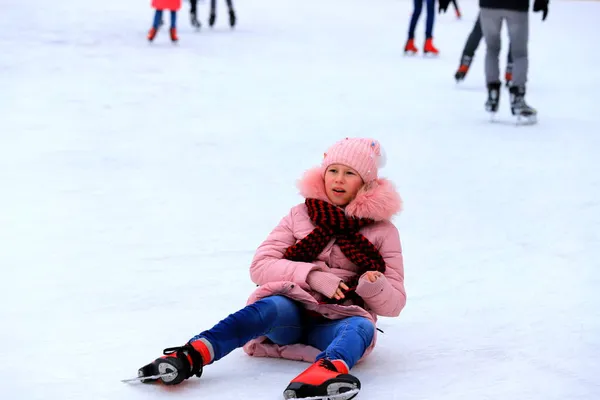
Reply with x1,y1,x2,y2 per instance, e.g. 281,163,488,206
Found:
454,55,472,82
504,71,513,87
229,9,237,27
170,27,179,42
504,63,513,87
147,27,158,42
510,85,538,125
423,38,439,56
404,38,418,55
283,359,360,400
485,82,502,115
191,11,201,28
133,341,209,385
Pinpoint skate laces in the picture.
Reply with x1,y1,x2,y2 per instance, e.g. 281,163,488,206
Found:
317,359,339,372
163,344,204,378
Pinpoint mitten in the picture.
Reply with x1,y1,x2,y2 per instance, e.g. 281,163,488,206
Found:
533,0,549,21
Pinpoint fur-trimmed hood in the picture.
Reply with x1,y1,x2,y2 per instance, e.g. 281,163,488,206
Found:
297,167,403,222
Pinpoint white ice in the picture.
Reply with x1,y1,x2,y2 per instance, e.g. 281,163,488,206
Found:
1,0,599,399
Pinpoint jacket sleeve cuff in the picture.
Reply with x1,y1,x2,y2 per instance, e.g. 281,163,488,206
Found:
356,274,387,299
306,271,342,298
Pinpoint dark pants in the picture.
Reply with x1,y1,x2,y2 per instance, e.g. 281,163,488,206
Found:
408,0,435,39
210,0,235,13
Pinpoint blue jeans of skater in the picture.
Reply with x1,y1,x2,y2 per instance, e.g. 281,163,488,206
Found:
190,295,375,369
152,9,177,29
408,0,435,39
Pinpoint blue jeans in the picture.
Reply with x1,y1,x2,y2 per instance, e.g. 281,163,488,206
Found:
152,10,177,29
190,295,375,369
408,0,435,39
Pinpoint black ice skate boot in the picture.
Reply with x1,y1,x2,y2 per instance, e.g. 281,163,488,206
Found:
455,55,473,82
229,9,237,27
509,85,537,124
485,82,502,113
137,341,210,385
191,10,201,28
283,359,360,400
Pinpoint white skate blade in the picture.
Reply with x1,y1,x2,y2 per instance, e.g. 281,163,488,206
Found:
283,389,360,400
121,371,177,383
515,114,538,125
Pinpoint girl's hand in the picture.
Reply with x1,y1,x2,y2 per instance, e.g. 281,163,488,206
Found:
362,271,383,283
333,282,349,300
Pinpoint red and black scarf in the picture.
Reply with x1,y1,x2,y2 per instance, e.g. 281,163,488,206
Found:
283,198,386,304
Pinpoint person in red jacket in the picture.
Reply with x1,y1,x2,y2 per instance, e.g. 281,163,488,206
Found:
148,0,182,43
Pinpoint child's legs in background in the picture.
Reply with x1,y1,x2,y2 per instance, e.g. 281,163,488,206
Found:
190,295,305,364
425,0,435,39
152,9,164,29
306,316,375,369
170,10,177,28
462,14,483,59
408,0,423,39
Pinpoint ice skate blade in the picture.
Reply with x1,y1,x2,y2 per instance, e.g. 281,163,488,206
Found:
121,371,177,383
515,114,538,125
283,388,360,400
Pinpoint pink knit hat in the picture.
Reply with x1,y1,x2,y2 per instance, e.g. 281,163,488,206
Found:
321,138,385,182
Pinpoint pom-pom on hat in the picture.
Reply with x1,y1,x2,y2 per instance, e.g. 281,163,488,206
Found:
321,138,386,182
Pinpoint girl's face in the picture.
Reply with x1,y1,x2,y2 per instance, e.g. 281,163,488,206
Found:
324,164,364,207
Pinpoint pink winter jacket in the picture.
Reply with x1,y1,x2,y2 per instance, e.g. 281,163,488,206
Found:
151,0,181,11
243,167,406,365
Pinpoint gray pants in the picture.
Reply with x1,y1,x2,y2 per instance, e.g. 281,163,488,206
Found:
480,8,528,86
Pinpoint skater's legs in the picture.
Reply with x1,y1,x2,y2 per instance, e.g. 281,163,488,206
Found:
152,9,164,29
480,8,504,84
190,295,305,364
505,11,529,87
425,0,435,39
170,10,177,29
408,0,423,39
190,0,197,14
225,0,235,11
306,316,375,369
462,14,483,58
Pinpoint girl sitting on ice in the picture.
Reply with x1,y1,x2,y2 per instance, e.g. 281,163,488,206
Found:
135,138,407,400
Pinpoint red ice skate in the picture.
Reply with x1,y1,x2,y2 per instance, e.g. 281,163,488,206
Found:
423,38,439,56
283,359,360,400
404,38,418,55
505,71,513,87
147,27,158,42
169,27,178,42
